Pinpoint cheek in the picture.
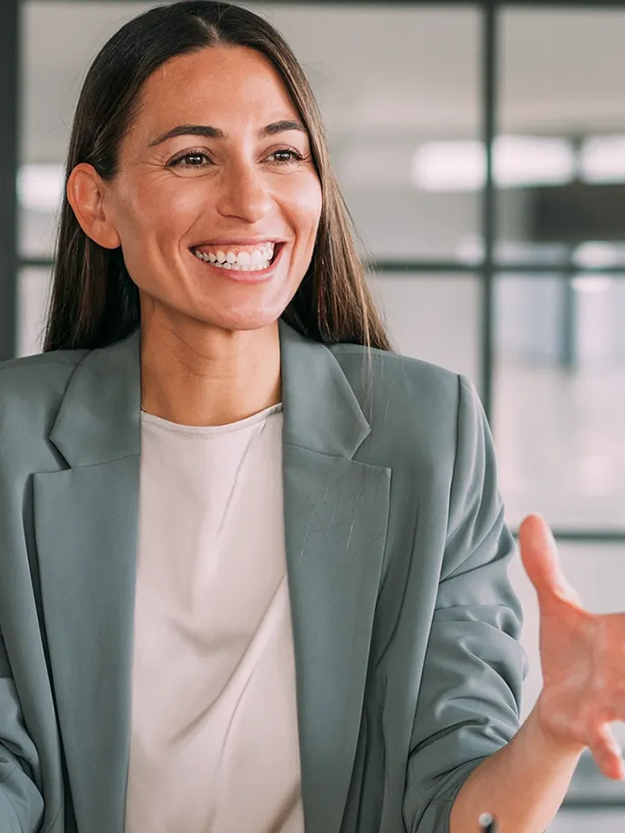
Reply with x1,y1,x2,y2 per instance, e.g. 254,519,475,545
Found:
287,177,323,245
116,178,208,246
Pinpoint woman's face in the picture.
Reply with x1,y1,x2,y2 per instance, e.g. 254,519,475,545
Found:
94,45,323,334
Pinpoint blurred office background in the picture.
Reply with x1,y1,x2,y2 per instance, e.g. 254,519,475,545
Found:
2,0,625,827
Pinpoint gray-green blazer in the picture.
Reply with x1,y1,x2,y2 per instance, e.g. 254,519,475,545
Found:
0,318,525,833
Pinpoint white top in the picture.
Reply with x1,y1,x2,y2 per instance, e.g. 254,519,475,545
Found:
123,402,305,833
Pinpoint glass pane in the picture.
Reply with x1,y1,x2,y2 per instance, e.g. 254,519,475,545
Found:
18,267,51,358
19,205,59,261
494,274,625,531
20,2,154,258
22,2,153,165
21,3,480,262
368,273,481,388
496,9,625,266
260,4,481,261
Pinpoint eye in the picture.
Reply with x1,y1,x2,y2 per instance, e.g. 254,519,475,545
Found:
168,150,211,169
267,149,304,165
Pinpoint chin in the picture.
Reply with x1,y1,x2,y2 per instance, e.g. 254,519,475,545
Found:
194,308,284,333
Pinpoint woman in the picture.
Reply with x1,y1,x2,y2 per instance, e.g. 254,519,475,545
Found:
0,2,624,832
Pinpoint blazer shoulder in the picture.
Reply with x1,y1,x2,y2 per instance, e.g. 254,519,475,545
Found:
328,342,471,471
0,347,88,374
0,348,89,438
329,342,463,410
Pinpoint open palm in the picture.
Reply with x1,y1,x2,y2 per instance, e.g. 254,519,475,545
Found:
519,514,625,781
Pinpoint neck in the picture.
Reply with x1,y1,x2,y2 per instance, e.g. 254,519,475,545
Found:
139,312,282,427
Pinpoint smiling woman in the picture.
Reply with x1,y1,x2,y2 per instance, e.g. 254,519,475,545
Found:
2,3,614,833
43,2,390,360
62,40,334,426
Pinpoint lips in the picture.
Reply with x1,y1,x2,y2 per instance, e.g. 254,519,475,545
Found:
190,240,285,282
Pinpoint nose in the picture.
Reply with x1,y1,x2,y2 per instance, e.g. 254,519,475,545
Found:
215,159,272,223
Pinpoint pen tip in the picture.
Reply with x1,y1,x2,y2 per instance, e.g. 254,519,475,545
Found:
478,812,495,829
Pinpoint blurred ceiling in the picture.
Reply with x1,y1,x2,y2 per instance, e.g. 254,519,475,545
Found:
21,2,625,163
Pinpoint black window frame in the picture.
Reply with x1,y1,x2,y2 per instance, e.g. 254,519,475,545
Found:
3,0,625,552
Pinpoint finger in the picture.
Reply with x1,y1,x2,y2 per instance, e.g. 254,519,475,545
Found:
518,514,583,608
589,724,625,781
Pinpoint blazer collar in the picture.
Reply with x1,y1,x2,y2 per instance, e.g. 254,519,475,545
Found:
50,318,371,466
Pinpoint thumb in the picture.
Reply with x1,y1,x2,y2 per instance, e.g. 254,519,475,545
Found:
518,514,583,608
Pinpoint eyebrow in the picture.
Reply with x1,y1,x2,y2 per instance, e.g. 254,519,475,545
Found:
147,119,307,148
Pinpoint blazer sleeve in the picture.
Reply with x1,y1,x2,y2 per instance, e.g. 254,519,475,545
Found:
0,628,44,831
402,374,528,833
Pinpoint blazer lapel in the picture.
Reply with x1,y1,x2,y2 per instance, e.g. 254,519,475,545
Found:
33,329,142,833
279,321,391,833
33,320,390,833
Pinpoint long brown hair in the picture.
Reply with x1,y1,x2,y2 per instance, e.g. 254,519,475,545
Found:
42,0,393,355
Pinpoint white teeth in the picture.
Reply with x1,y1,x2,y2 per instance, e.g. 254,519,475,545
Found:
191,242,277,272
210,257,270,272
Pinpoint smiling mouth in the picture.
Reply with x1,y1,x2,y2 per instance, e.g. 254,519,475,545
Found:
189,241,285,279
189,242,283,272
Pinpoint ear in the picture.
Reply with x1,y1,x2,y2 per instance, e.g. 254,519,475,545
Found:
66,163,121,250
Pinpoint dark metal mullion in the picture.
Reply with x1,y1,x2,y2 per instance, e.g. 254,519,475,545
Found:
28,0,625,5
511,529,625,543
0,0,19,362
560,271,577,370
489,265,625,275
480,2,498,419
21,257,625,276
18,257,482,273
562,799,625,809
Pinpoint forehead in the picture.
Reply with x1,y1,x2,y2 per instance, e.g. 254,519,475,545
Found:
136,45,297,124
